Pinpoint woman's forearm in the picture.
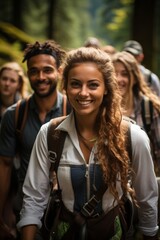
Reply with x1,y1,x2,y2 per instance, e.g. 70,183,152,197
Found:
20,225,37,240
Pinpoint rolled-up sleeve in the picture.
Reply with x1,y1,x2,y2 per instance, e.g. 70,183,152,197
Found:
17,122,51,229
131,124,159,236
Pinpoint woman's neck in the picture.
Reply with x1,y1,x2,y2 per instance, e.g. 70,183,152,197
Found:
75,113,98,140
121,96,134,117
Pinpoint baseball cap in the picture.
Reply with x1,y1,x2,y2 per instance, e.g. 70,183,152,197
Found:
123,40,143,55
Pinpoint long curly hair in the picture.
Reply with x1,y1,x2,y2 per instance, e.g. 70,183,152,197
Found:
62,47,135,202
112,51,160,113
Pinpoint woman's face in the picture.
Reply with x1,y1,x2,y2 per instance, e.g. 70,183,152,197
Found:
113,61,129,97
0,69,20,97
67,62,107,118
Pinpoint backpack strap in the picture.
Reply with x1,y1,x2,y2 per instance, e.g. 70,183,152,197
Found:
143,68,152,86
122,116,133,161
80,183,108,218
15,96,31,141
47,116,67,173
141,95,153,135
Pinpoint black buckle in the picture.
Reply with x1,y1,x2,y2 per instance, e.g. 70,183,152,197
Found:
81,195,100,217
48,151,57,163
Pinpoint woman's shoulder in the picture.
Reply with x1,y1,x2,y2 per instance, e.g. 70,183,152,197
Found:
40,115,68,134
122,116,148,143
130,122,150,152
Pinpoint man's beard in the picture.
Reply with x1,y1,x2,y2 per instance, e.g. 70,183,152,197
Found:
31,80,57,98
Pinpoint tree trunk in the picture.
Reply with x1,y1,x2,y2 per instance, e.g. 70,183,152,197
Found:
132,0,156,70
47,0,57,39
12,0,23,30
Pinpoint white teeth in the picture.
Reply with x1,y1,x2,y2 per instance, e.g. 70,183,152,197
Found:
78,100,92,105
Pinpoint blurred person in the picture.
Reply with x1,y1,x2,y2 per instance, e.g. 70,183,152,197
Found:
0,62,29,122
101,44,117,58
84,37,101,48
112,51,160,176
122,40,160,96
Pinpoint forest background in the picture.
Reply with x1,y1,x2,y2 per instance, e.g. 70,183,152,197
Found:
0,0,160,79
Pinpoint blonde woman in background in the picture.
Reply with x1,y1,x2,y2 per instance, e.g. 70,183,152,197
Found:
112,51,160,176
0,61,29,122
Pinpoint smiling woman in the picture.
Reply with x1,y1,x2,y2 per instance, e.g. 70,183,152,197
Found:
18,47,159,240
67,62,106,119
112,51,160,176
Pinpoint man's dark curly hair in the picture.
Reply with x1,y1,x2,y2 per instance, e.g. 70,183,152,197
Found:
22,40,66,68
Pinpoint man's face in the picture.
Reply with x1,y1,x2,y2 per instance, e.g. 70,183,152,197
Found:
27,54,60,98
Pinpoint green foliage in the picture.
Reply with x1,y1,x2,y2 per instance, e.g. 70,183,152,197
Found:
23,0,48,39
0,0,12,23
49,0,92,49
0,21,35,69
101,0,134,49
0,22,34,46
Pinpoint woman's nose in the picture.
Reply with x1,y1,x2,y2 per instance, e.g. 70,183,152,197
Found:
78,86,89,96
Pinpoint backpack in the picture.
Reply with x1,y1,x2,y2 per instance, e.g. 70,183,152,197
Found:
41,117,134,240
143,68,152,87
141,95,153,136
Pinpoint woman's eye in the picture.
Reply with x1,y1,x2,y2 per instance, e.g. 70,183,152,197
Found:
70,81,81,88
122,73,128,77
121,71,129,77
89,83,99,89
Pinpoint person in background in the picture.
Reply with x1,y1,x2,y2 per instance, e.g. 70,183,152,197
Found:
18,47,158,240
0,62,28,122
112,51,160,176
122,40,160,97
0,40,71,240
84,36,101,48
101,44,117,58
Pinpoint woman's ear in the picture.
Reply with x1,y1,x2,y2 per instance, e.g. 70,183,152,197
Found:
58,66,63,75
